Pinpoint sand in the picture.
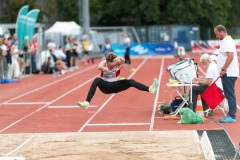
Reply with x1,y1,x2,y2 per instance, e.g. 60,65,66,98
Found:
0,131,204,160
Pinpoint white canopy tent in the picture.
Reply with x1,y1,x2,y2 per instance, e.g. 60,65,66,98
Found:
45,21,82,35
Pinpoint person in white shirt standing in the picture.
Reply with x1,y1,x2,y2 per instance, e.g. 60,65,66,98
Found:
47,39,56,51
119,33,131,65
214,25,239,123
11,39,20,78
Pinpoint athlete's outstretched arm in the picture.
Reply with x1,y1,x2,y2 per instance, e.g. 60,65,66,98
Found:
98,60,109,71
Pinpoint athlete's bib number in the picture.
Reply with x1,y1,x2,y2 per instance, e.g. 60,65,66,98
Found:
103,71,116,79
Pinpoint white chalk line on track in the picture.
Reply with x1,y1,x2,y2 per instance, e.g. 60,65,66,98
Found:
149,58,164,131
48,105,98,108
5,134,35,156
4,102,50,105
0,74,99,133
1,63,99,105
87,123,150,126
78,58,148,133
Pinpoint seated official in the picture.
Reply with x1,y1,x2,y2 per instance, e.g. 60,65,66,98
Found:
191,53,223,113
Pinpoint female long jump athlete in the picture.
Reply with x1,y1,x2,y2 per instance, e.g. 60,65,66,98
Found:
77,52,159,109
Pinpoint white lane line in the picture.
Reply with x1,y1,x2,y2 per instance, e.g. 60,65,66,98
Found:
1,64,98,105
237,105,240,109
150,58,164,131
87,123,150,126
3,102,50,105
78,94,115,133
48,105,98,108
78,58,148,133
5,134,35,156
0,75,98,133
198,66,206,75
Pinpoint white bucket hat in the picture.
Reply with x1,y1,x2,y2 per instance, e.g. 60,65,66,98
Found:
210,55,218,62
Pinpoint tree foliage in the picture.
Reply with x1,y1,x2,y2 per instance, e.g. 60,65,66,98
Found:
1,0,58,23
57,0,79,22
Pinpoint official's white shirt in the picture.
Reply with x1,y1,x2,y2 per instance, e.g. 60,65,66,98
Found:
217,36,239,77
47,42,56,49
206,61,223,90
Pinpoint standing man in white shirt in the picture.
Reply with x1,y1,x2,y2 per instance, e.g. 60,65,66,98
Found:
214,25,239,123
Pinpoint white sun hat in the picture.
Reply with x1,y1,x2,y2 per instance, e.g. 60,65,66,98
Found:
212,49,219,55
210,55,218,62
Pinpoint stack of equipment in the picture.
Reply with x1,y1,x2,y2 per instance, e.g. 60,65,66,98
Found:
167,58,198,82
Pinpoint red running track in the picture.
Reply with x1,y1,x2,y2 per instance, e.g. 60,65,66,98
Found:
0,55,240,148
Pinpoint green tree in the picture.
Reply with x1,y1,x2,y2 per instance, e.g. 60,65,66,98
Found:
1,0,58,23
57,0,79,22
166,0,231,39
94,0,161,26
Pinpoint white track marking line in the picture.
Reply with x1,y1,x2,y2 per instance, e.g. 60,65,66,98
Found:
48,105,98,108
1,64,98,105
0,75,98,133
5,134,35,156
3,102,50,105
149,58,164,131
78,58,148,133
87,123,150,126
78,94,115,133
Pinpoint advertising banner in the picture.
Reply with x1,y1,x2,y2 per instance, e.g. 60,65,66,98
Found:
15,5,29,48
191,39,240,53
26,9,40,41
112,43,174,56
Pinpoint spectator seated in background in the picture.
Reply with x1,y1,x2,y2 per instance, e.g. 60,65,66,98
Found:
50,46,67,62
49,49,57,62
53,56,68,77
54,46,67,62
42,56,54,74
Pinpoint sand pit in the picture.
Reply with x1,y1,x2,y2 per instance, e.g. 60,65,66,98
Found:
0,131,204,160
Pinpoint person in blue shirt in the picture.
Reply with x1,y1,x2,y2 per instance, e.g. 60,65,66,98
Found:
102,38,113,57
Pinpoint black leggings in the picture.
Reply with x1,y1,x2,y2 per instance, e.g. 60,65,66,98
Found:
86,77,149,102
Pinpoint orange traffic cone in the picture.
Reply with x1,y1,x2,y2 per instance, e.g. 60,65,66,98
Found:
196,95,207,120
